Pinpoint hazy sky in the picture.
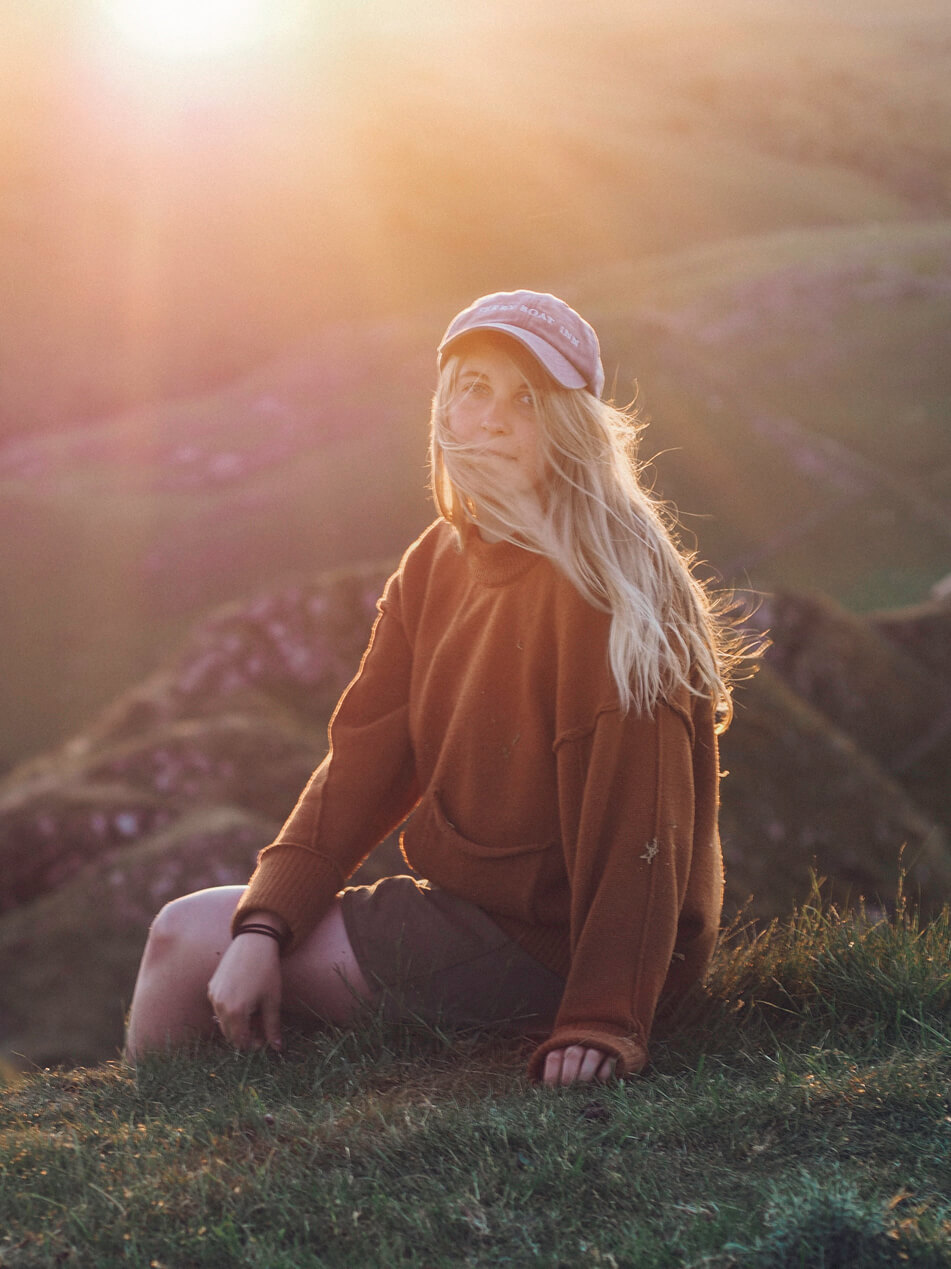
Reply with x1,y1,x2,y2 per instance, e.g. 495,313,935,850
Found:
3,0,948,432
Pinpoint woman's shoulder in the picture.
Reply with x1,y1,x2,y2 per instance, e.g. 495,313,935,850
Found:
379,519,450,578
397,518,459,577
379,519,460,609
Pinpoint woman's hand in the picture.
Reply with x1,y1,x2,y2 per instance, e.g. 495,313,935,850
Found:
207,933,284,1052
542,1045,617,1087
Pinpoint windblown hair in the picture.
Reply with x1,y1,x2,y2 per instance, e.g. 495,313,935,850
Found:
430,335,747,728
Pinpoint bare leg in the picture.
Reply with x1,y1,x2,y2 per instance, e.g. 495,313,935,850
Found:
124,885,374,1059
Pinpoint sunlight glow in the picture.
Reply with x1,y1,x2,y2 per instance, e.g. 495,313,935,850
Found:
105,0,274,59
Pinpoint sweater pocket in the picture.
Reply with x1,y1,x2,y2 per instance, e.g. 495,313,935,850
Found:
402,792,562,925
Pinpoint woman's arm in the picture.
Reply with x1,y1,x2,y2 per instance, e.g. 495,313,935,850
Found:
231,571,420,952
529,694,721,1081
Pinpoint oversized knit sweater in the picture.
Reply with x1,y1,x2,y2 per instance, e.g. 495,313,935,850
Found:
233,518,724,1079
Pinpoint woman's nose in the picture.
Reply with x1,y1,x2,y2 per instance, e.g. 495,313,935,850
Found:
479,400,510,434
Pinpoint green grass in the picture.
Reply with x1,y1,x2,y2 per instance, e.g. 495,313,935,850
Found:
4,883,951,1267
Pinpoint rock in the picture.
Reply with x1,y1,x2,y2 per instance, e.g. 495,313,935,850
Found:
872,596,951,688
719,667,949,919
0,713,322,913
0,806,276,1067
0,782,173,915
83,714,322,825
751,590,951,824
0,562,392,914
79,562,393,750
751,590,938,768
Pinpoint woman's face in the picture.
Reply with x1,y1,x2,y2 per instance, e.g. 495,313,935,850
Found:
446,337,545,500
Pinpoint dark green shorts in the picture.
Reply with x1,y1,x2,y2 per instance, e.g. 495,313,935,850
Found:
339,875,565,1034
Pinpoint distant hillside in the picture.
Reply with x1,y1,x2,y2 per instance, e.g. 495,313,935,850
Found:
4,0,950,768
2,221,949,769
588,220,951,611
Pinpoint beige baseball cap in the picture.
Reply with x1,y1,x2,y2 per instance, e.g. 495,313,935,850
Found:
438,290,605,398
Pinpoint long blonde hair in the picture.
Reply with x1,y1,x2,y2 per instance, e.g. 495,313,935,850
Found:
430,335,744,728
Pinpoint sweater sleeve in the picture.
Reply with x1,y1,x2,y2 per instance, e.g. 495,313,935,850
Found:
527,695,722,1081
232,572,420,951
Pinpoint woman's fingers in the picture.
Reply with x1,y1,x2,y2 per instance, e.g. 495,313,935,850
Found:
207,996,247,1048
578,1047,609,1082
207,936,284,1051
596,1052,618,1082
258,992,283,1052
542,1048,567,1085
541,1045,617,1086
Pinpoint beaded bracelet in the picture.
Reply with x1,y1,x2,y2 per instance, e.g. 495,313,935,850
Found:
234,922,290,955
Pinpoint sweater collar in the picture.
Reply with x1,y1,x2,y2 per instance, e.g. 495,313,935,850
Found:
461,521,541,587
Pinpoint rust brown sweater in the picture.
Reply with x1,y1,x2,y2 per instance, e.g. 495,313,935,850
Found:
234,519,724,1078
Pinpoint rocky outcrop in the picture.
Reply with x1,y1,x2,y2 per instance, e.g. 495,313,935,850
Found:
718,667,948,918
749,591,938,771
751,590,951,826
0,566,948,1066
0,715,318,914
0,563,392,912
79,561,395,747
0,807,277,1066
872,598,951,809
0,562,396,1065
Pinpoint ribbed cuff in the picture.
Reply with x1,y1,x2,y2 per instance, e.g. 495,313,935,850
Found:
527,1026,649,1083
231,843,346,953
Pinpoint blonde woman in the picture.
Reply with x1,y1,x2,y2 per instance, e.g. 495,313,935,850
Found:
126,290,737,1086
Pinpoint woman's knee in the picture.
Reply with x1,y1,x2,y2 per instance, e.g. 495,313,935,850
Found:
144,886,243,967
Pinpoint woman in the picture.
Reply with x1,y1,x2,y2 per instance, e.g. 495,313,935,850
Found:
125,290,738,1086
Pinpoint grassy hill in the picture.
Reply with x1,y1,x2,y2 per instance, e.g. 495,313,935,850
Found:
2,9,950,1244
3,893,951,1266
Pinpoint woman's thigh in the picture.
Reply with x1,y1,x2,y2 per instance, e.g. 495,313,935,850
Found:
339,876,565,1033
281,901,374,1024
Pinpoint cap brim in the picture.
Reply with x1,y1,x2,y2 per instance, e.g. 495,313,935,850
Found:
439,323,587,390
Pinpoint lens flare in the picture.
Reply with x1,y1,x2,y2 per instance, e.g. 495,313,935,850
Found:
104,0,273,59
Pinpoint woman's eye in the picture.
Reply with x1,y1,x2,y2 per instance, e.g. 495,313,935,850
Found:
517,392,536,409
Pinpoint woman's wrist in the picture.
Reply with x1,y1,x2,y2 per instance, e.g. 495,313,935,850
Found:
234,910,291,954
